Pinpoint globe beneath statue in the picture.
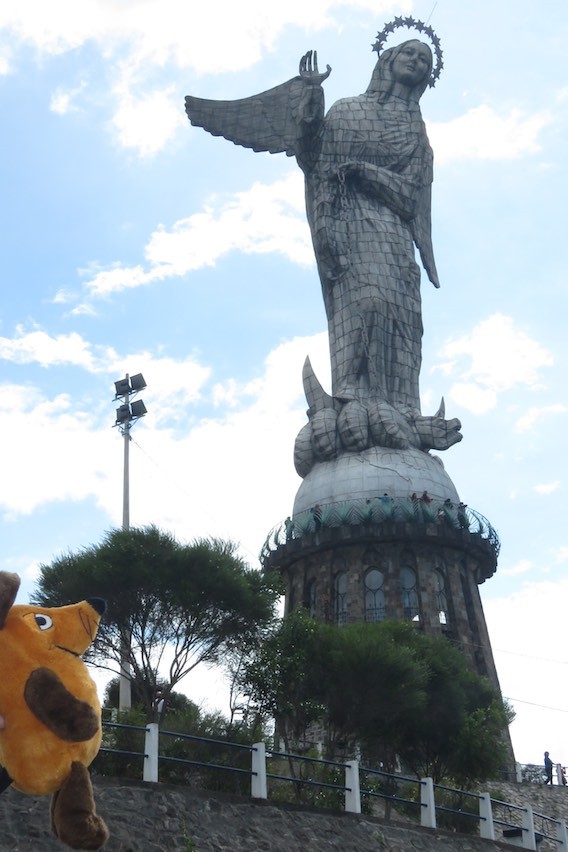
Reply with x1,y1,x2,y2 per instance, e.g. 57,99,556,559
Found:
293,446,460,515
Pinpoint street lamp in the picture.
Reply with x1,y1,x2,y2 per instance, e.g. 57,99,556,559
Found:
113,373,148,710
114,373,147,531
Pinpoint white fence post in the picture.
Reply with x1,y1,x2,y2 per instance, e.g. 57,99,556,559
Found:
556,819,568,851
143,722,159,783
420,777,436,829
520,805,537,851
344,760,361,814
251,741,267,799
478,792,495,840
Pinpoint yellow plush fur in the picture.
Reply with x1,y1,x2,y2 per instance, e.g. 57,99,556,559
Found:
0,571,109,849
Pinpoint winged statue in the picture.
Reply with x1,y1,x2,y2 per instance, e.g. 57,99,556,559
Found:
186,41,462,475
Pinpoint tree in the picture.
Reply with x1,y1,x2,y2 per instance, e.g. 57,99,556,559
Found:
103,675,199,720
388,628,513,783
240,613,512,786
33,526,281,716
240,609,328,754
321,621,429,770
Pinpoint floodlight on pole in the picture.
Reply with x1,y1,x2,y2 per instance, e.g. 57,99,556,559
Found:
114,373,147,530
112,372,148,710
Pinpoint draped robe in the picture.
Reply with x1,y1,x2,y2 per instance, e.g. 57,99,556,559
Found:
303,92,437,412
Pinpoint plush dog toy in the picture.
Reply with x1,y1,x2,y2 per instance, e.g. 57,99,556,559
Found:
0,571,109,850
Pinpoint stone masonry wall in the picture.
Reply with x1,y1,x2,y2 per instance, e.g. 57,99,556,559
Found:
283,526,500,684
1,776,568,851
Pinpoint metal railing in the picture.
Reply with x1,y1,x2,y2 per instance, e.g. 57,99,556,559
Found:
97,721,567,849
260,497,500,562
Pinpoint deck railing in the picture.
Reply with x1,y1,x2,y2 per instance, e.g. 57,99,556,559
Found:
260,497,500,563
98,721,566,849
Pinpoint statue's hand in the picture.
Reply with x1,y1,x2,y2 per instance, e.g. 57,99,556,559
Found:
337,161,361,176
299,51,331,85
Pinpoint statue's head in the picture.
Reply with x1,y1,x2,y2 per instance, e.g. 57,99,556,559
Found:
367,39,433,101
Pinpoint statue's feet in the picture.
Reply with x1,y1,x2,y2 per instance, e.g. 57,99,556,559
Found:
293,377,463,477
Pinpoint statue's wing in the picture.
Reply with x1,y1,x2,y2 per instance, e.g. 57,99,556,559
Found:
411,183,439,288
185,76,307,157
411,145,440,288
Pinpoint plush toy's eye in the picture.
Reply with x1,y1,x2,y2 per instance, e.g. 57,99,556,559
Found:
34,613,53,631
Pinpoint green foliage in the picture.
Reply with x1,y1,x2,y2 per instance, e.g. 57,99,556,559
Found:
94,707,147,780
240,613,512,787
157,708,258,794
393,630,513,784
392,782,481,834
96,702,268,795
241,609,328,750
32,525,281,715
267,757,347,811
447,698,514,789
321,620,429,769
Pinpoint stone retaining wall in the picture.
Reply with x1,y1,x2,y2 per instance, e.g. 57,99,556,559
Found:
4,776,568,851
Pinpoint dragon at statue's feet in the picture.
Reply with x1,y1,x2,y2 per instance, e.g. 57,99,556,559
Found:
294,358,462,478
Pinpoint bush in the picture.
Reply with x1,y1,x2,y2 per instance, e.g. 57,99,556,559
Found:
94,703,267,796
93,708,147,780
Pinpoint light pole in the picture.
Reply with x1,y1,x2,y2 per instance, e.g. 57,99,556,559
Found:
114,373,147,710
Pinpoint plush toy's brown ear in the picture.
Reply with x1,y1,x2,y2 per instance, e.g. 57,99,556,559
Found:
0,572,20,629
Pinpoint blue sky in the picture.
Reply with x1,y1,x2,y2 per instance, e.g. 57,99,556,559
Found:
0,0,567,766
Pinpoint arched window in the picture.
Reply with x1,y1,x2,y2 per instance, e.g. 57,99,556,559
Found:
304,580,317,618
400,566,420,621
334,572,348,625
434,569,449,625
364,569,385,622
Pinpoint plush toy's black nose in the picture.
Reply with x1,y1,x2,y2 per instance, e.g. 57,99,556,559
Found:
86,597,107,616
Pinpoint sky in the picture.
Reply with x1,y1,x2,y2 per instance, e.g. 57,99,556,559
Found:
0,0,566,768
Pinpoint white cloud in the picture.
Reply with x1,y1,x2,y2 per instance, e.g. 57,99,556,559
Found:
554,547,568,564
429,106,552,163
446,382,496,416
83,173,310,297
51,288,75,305
79,263,151,296
0,0,400,154
3,2,554,163
0,328,211,412
485,579,568,764
533,482,560,496
515,404,567,434
0,331,326,563
499,559,533,577
0,388,104,517
0,1,391,72
111,85,185,156
0,328,111,370
49,81,86,115
128,354,211,418
69,303,99,318
435,314,554,414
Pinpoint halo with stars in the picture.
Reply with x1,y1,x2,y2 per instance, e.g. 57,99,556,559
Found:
372,16,443,88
